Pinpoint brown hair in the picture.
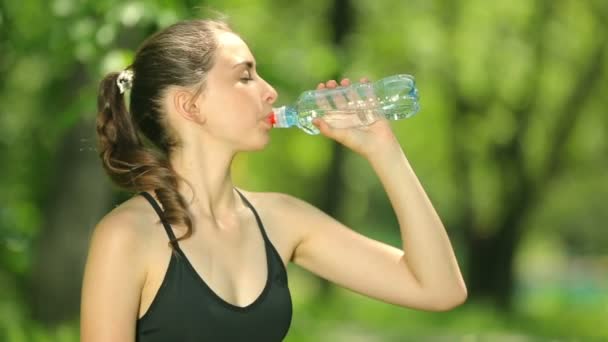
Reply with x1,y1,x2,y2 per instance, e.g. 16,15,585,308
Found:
95,19,233,247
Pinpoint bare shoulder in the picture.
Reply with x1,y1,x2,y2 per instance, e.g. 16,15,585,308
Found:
81,194,156,341
83,193,164,293
91,195,153,249
235,189,322,238
235,189,316,225
236,189,301,209
235,189,320,262
84,194,156,284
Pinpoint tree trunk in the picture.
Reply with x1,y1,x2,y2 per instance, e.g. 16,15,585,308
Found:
466,227,518,310
316,143,347,299
315,0,355,300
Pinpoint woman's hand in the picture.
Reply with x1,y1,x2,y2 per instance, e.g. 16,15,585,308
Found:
312,78,401,159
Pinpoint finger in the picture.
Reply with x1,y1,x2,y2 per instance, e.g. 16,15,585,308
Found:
315,82,333,113
347,79,363,110
314,117,350,143
315,118,345,140
313,118,333,137
326,79,338,88
330,78,350,110
359,77,376,108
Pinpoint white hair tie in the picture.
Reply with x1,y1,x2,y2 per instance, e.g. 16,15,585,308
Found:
117,69,134,94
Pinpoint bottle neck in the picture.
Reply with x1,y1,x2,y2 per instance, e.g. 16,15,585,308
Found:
273,105,299,128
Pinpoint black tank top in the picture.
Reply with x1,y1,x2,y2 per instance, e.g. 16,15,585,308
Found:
136,190,292,342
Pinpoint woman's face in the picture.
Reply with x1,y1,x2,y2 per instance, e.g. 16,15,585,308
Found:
195,31,278,151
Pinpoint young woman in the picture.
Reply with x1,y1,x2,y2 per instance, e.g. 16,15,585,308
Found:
80,18,467,342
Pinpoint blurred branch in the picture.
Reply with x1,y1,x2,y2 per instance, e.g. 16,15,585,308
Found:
486,0,555,240
508,0,555,140
437,0,479,243
589,0,608,26
537,35,608,191
0,2,12,93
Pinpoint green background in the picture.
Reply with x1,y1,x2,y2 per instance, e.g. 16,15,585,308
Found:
1,0,607,341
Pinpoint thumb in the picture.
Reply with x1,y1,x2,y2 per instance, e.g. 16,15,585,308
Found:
313,118,334,137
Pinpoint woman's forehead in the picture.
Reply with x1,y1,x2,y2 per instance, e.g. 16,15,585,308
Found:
215,32,254,68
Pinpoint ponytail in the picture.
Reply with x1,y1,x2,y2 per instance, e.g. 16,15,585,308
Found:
96,71,141,176
95,71,194,247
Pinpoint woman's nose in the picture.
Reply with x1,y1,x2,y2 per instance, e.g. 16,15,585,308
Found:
263,80,278,105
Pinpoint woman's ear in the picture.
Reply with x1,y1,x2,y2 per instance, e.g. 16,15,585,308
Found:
173,88,206,125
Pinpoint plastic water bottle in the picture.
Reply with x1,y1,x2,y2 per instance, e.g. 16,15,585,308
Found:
271,74,420,135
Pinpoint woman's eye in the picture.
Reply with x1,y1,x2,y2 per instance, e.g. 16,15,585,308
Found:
240,73,254,83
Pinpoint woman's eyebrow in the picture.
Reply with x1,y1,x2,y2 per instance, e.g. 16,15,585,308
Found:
232,61,254,69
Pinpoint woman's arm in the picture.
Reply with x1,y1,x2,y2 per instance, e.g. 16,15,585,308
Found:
287,148,467,311
369,143,467,302
287,78,467,311
80,211,146,341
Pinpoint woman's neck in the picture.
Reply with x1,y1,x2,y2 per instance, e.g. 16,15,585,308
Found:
169,142,243,228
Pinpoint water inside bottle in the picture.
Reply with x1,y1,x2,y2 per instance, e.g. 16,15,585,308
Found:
319,108,379,128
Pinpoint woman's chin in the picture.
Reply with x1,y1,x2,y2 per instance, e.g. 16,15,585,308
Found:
243,134,271,151
256,135,271,150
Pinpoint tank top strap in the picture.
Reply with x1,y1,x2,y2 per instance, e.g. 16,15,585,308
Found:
234,188,272,244
235,188,290,287
140,191,181,251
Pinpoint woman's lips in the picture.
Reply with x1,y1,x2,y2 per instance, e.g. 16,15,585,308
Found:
265,112,276,126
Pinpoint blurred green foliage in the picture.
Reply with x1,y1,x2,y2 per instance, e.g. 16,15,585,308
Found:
1,0,607,340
